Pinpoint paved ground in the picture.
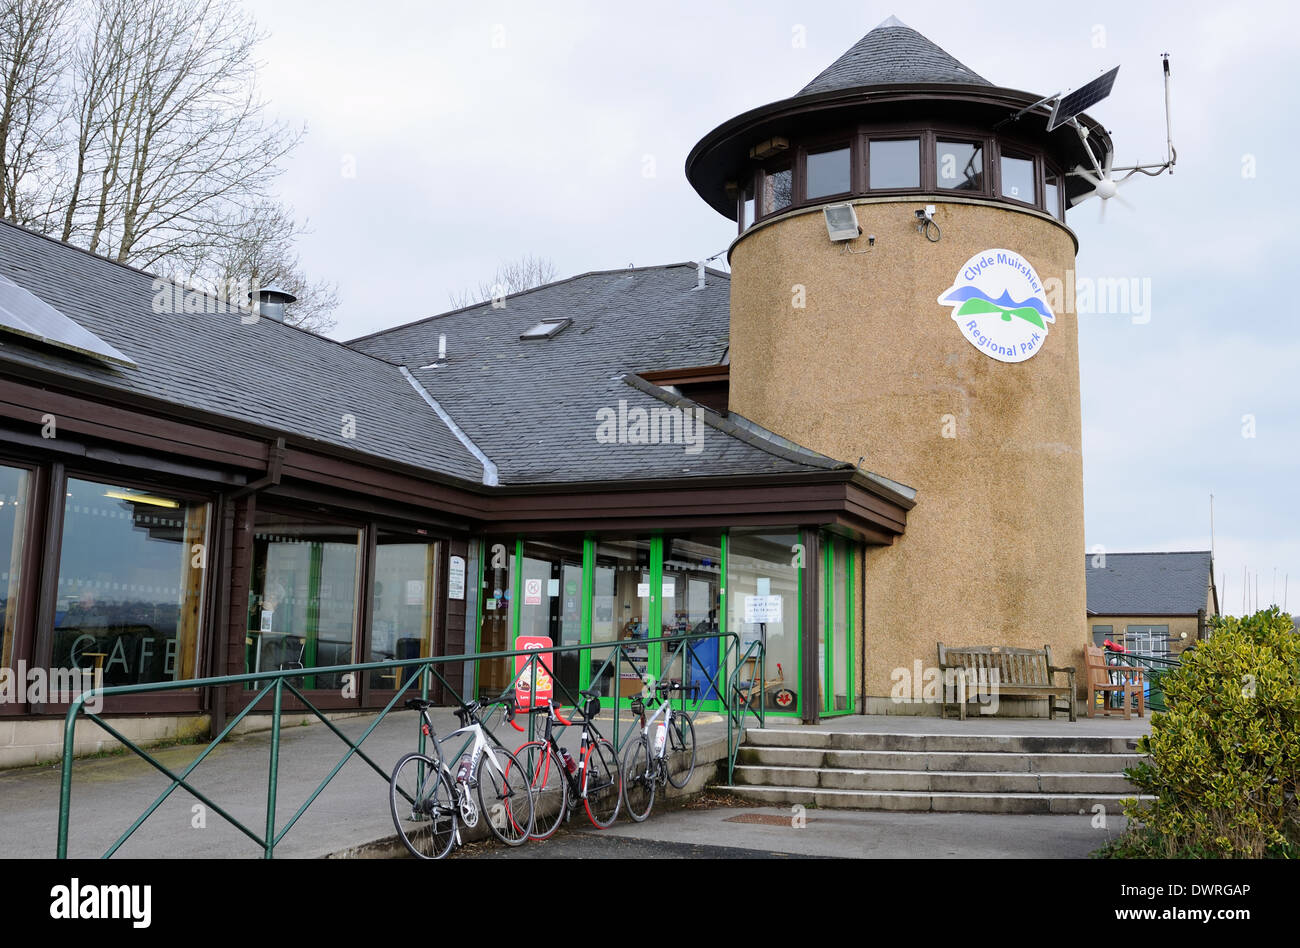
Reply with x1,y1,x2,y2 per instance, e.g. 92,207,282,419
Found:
465,799,1127,859
1,709,1138,859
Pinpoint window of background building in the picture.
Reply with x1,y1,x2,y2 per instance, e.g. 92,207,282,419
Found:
248,510,360,691
936,140,983,191
660,533,722,701
805,145,851,199
54,478,209,688
1091,625,1113,648
868,138,920,189
739,180,755,231
1000,154,1036,204
1125,625,1170,658
727,529,800,714
368,533,439,690
0,465,29,669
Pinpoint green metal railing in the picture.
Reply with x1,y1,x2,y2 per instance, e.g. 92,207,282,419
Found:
55,630,764,858
1105,649,1180,713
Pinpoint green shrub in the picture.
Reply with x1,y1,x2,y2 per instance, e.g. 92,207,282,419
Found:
1102,607,1299,858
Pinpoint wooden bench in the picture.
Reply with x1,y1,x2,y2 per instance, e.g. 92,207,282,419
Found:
937,643,1077,721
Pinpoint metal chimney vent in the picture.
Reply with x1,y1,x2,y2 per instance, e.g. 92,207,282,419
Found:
249,286,297,322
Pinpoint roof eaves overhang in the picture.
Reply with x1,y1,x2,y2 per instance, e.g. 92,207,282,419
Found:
686,83,1114,218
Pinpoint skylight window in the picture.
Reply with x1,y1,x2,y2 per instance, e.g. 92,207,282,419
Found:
0,273,136,367
519,318,571,340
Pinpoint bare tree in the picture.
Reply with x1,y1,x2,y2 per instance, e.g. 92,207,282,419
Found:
196,200,339,334
0,0,72,226
448,254,559,309
57,0,303,269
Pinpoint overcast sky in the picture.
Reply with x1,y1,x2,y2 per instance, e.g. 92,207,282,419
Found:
240,0,1297,618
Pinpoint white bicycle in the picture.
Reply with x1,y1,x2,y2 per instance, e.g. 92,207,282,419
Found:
389,696,535,859
621,679,697,822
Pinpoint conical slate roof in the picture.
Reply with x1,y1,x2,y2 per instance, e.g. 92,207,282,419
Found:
797,15,991,96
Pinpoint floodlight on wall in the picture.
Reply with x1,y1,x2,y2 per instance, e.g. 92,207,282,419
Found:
823,203,861,242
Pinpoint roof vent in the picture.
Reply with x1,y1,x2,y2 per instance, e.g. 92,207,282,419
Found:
249,286,297,322
520,318,571,340
420,334,448,369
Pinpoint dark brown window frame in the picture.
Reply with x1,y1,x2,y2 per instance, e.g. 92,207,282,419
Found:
243,500,372,713
742,121,1063,232
799,136,855,204
36,465,219,716
0,454,44,716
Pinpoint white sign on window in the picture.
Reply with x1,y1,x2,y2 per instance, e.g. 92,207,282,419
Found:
744,594,783,624
636,582,650,598
405,579,425,605
447,555,466,600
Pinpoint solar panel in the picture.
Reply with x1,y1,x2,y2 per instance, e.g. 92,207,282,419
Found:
0,272,136,367
1047,66,1120,132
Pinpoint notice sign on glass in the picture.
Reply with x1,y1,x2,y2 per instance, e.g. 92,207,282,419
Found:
447,555,466,600
744,594,783,624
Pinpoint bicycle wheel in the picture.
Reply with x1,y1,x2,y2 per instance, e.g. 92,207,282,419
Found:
476,746,535,846
665,709,696,789
389,753,457,860
581,737,622,829
621,735,655,822
515,741,567,840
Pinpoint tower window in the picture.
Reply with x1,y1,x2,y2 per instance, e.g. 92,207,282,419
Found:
936,140,984,192
760,163,793,215
1045,175,1061,219
1000,154,1037,204
805,145,851,199
868,139,919,189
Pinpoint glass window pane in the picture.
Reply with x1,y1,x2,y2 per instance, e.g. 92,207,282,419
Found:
740,182,754,231
1045,177,1060,218
760,165,792,215
806,146,851,198
247,510,359,690
869,139,920,189
591,538,651,701
936,140,983,191
0,465,28,669
727,530,801,714
477,540,516,700
54,479,209,688
517,538,583,700
368,535,438,690
1001,155,1036,203
660,533,722,700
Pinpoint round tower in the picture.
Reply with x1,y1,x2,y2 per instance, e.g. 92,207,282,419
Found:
687,17,1109,713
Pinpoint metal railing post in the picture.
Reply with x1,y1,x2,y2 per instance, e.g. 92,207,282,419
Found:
264,677,283,859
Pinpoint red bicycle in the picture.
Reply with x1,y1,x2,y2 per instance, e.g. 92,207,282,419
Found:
512,690,622,839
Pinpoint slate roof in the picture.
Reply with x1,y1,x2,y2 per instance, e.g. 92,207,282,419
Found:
1085,551,1215,616
348,265,854,486
797,15,991,97
0,220,485,483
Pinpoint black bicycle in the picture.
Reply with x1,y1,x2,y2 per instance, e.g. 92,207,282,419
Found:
514,689,622,838
622,679,697,822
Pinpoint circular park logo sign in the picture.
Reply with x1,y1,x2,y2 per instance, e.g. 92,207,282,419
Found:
938,249,1055,363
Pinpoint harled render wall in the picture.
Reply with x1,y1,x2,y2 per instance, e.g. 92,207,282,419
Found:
728,198,1087,715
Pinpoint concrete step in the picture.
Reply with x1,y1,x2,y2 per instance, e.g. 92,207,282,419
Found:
717,784,1152,815
744,728,1140,755
735,745,1141,773
732,764,1139,795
